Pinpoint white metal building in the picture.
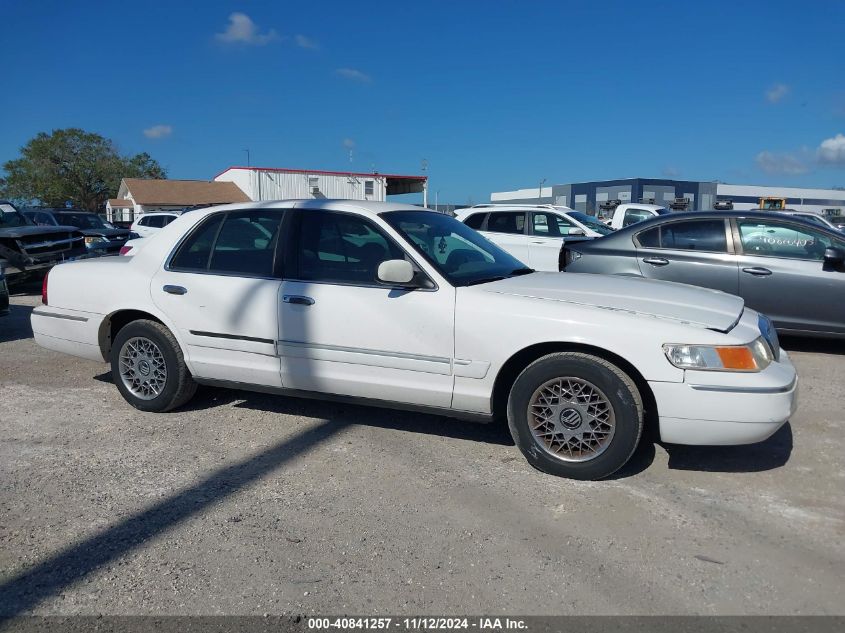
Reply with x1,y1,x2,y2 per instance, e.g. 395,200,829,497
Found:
715,184,845,214
214,166,429,205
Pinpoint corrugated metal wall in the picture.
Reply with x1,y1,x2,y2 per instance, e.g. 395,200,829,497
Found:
217,169,387,202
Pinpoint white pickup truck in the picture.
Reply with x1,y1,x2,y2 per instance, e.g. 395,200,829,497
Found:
31,200,797,480
606,203,672,230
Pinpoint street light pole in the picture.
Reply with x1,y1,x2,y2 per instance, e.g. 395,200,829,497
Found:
243,149,250,167
539,178,546,202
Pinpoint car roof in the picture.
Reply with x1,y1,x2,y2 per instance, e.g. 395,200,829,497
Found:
164,199,445,224
454,205,576,218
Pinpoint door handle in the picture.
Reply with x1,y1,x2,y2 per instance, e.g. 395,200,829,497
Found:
642,257,669,266
162,285,187,295
283,295,315,306
530,240,547,244
742,267,772,276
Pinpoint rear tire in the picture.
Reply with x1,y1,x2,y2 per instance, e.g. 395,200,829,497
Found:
111,319,197,412
507,352,643,480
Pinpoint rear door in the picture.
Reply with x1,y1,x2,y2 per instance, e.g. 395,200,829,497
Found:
151,209,286,387
478,211,530,265
733,218,845,334
634,218,740,294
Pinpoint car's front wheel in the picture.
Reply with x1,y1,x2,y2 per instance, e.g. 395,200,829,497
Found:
507,352,643,480
111,319,197,412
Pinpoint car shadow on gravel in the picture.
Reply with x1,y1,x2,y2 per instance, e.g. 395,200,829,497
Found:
0,417,347,621
661,422,793,473
186,385,516,447
0,304,34,343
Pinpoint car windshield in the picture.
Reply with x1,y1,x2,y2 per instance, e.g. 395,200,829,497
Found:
57,212,108,229
0,203,31,228
382,210,533,286
568,211,614,235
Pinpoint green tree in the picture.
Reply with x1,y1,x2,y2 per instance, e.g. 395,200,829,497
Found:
0,128,167,211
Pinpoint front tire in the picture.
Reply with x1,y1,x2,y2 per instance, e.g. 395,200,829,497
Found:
111,319,197,412
507,352,643,480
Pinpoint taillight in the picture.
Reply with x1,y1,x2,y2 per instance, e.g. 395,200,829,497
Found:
119,245,132,256
42,271,49,305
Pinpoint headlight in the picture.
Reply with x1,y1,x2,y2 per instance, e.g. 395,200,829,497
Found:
84,236,107,245
663,337,773,372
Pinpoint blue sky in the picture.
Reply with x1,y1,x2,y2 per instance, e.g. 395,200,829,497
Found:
2,0,844,203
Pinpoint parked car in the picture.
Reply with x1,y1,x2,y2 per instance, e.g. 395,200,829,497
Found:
605,203,673,230
130,212,181,238
31,200,796,480
561,211,845,337
0,200,87,283
453,205,603,271
826,216,845,231
778,211,843,233
0,266,9,316
24,209,131,255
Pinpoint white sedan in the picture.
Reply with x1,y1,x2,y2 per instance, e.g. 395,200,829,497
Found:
31,200,797,479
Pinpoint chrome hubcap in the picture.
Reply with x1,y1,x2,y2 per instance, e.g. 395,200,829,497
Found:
527,377,615,462
119,337,167,400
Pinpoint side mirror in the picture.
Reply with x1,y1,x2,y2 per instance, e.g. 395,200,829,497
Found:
377,259,415,286
823,247,844,265
569,228,586,236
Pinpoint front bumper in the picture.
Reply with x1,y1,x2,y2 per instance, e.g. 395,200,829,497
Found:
650,349,798,445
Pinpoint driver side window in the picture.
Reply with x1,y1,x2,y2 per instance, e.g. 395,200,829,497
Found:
737,220,843,260
294,211,406,285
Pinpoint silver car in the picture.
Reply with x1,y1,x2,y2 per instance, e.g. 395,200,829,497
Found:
562,211,845,337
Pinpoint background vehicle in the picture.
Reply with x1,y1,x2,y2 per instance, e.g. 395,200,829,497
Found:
0,266,8,316
606,203,672,230
130,212,181,238
562,211,845,337
779,211,843,232
454,204,601,271
759,197,787,210
24,208,131,255
32,200,796,481
0,200,87,283
826,216,845,231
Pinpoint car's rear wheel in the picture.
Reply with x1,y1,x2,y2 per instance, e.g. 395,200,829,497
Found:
111,319,197,412
507,352,643,480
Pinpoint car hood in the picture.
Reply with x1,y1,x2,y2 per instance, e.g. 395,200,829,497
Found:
0,225,81,238
76,228,130,239
482,272,744,332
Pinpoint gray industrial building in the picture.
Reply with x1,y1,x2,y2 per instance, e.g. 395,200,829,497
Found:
492,178,845,215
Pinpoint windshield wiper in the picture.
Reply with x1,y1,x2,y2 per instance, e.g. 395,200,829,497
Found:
465,267,535,286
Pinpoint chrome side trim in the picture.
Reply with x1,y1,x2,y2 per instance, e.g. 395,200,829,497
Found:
31,309,88,322
278,339,450,364
689,378,796,394
190,330,274,345
277,339,452,376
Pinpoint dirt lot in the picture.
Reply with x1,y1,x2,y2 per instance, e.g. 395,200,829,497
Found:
1,288,843,617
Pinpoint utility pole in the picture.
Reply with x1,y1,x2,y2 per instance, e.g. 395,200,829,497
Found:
243,149,251,167
539,178,546,202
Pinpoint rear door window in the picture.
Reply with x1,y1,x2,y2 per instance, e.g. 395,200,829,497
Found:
637,220,728,252
487,212,526,235
208,211,284,276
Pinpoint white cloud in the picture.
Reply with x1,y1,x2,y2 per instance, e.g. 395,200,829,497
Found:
816,133,845,166
342,138,356,149
755,150,808,175
766,83,789,103
215,13,278,46
294,34,319,50
336,68,372,83
143,124,172,139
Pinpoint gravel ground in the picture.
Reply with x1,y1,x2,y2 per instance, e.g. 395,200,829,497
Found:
1,288,843,617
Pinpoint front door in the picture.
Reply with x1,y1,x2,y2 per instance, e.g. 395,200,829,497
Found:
734,218,845,334
634,218,740,295
278,210,455,407
151,209,286,387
